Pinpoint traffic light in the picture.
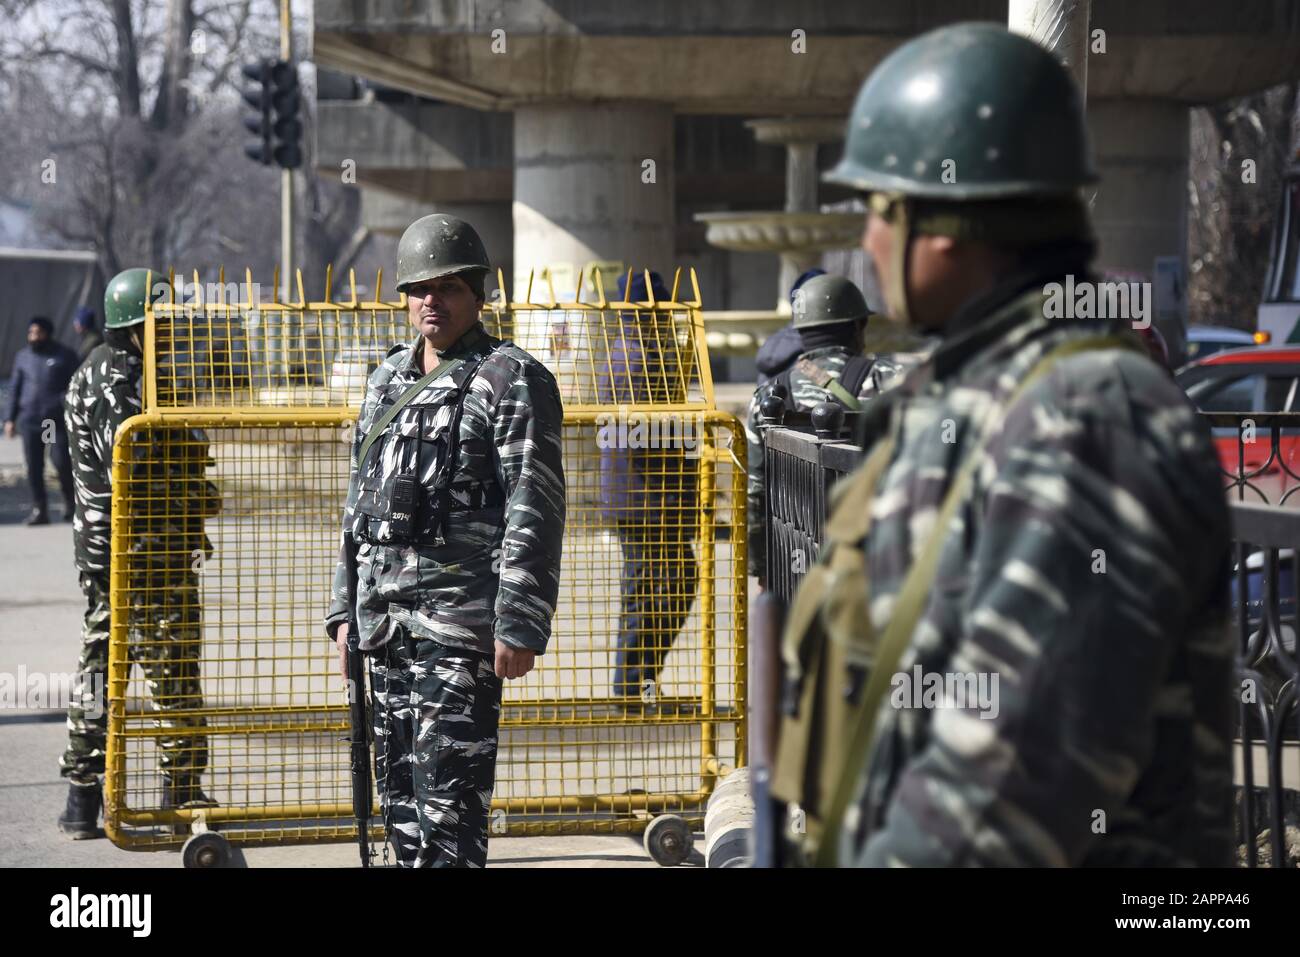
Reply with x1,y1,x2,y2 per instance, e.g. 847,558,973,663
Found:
240,58,301,169
269,60,302,169
240,59,271,165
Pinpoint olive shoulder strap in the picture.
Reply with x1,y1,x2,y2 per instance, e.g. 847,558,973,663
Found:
356,357,462,469
814,334,1138,866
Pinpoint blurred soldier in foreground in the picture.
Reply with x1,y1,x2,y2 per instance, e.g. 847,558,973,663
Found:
4,315,78,524
58,268,218,838
326,213,566,867
597,271,700,705
745,274,903,586
772,23,1232,866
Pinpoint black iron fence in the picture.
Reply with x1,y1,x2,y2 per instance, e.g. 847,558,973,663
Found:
1203,411,1300,506
758,409,1300,867
762,419,860,606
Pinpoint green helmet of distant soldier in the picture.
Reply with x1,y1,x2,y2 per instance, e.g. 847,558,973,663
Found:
823,22,1097,326
791,274,871,330
104,267,170,329
394,213,491,298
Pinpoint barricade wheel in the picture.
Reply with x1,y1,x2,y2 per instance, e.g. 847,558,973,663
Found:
644,814,693,866
182,832,233,869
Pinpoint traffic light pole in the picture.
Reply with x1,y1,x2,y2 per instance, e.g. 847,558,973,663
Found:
280,0,293,301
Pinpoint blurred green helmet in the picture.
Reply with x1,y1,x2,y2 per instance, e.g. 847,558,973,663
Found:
394,213,491,294
791,274,871,329
104,267,169,329
825,23,1097,328
823,22,1096,199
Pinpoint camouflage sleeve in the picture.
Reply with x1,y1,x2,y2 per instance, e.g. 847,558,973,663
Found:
64,368,112,568
324,386,371,639
744,390,767,583
854,363,1232,867
491,359,566,653
859,355,907,401
64,369,100,561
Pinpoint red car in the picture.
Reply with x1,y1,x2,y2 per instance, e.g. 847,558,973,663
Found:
1176,345,1300,505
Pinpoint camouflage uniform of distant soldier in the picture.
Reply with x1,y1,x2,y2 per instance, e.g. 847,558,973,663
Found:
326,213,566,868
57,268,218,839
772,24,1233,867
745,274,903,585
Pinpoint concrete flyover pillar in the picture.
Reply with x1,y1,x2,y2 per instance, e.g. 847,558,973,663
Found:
513,102,674,300
1087,99,1190,356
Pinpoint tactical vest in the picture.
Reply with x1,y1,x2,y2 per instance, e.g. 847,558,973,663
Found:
770,335,1137,866
774,354,877,413
350,345,506,549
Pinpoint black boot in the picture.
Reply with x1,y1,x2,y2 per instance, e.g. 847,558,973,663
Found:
26,507,49,526
62,498,75,522
57,782,102,839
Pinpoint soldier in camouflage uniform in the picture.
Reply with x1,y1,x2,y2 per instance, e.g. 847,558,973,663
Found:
326,213,566,868
771,24,1233,867
745,274,902,585
58,268,217,838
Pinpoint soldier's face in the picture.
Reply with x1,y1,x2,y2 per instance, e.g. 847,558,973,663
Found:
406,275,481,350
864,213,990,332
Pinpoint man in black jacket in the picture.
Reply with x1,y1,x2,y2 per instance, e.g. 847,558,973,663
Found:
4,316,78,524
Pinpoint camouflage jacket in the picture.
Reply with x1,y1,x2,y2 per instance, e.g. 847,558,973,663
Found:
64,344,142,573
325,323,567,656
745,347,903,582
833,279,1232,867
64,343,217,577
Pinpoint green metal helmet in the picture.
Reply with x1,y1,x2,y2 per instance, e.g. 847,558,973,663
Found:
104,267,169,329
791,274,871,329
824,22,1097,200
394,213,491,294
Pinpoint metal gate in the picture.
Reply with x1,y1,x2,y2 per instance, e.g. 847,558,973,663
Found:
102,267,747,861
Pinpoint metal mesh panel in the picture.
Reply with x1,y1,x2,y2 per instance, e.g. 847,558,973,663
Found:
145,268,713,412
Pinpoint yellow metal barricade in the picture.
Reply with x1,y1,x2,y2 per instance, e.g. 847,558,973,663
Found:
103,267,746,861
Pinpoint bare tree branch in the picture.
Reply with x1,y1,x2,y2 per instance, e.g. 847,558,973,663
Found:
111,0,142,116
150,0,196,131
27,42,117,76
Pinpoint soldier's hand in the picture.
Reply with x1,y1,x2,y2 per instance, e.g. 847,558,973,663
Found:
494,640,536,680
3,421,14,439
335,623,349,682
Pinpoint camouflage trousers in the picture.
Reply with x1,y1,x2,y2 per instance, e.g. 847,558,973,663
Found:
369,624,503,868
612,528,699,698
59,571,209,787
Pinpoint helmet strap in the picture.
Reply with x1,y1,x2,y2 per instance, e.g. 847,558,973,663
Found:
887,195,912,329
